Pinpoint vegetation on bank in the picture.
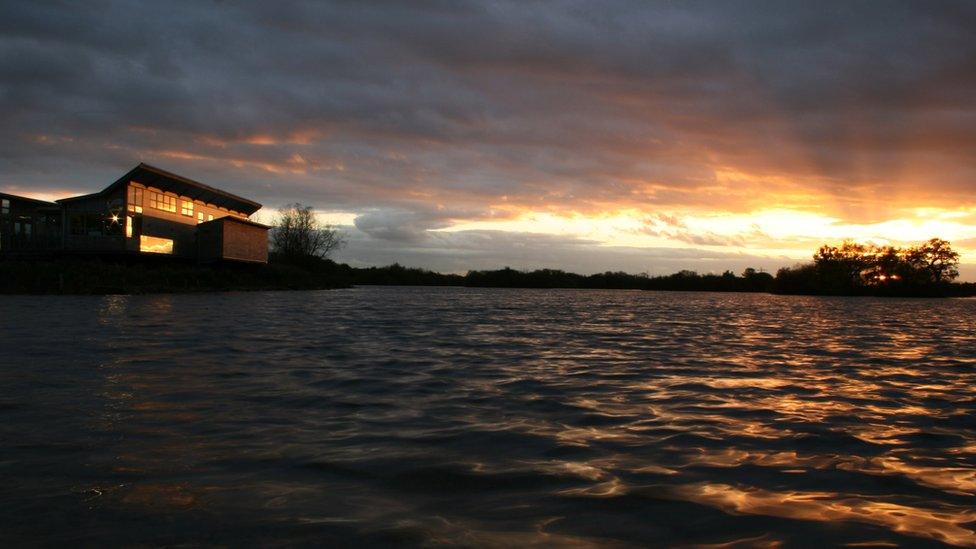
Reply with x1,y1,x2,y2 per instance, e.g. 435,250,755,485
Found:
0,256,350,294
272,203,346,260
775,238,966,296
328,238,973,297
2,238,972,297
335,238,974,297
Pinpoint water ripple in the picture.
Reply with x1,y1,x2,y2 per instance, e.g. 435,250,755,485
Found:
1,288,974,547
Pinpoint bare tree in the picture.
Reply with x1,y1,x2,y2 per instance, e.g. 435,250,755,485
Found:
271,203,345,259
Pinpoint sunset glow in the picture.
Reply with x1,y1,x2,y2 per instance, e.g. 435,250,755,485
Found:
440,207,976,263
1,2,974,277
3,3,976,547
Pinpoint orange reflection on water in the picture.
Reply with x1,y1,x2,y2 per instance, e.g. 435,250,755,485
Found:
837,457,976,497
693,377,793,390
678,449,976,498
678,533,784,549
558,477,628,498
680,448,834,470
670,483,976,547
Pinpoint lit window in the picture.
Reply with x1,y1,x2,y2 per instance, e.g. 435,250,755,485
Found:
207,214,213,221
181,199,193,217
126,216,133,238
148,191,176,212
139,235,173,254
197,212,204,224
127,186,143,213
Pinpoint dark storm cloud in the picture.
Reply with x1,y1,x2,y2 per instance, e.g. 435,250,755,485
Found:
1,1,975,271
3,1,974,201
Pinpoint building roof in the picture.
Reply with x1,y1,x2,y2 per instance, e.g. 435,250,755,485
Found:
58,163,263,215
0,192,59,208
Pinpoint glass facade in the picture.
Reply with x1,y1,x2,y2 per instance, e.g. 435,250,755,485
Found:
148,191,176,212
127,186,143,213
139,235,174,254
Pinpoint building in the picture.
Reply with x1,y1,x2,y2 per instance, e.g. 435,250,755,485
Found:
0,163,269,263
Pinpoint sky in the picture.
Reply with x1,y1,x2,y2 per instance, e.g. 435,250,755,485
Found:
2,1,975,276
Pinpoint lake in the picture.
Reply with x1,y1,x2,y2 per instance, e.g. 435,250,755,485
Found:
1,288,974,547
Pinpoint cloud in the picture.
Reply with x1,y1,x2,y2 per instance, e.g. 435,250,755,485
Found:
337,226,787,276
353,209,452,243
1,1,975,273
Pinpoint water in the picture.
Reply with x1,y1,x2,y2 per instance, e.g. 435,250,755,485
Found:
1,287,974,547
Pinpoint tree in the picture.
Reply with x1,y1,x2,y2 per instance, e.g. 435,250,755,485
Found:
741,267,774,291
271,203,345,259
862,245,902,285
813,240,869,292
778,238,961,295
907,238,960,284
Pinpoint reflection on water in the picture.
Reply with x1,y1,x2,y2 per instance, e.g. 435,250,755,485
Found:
1,288,974,547
666,483,976,548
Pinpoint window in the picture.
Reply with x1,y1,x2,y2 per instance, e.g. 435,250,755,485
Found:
1,199,9,215
139,235,173,254
127,186,143,213
148,191,176,212
126,216,133,238
197,211,204,224
14,218,31,236
69,214,106,236
181,199,193,217
207,214,214,221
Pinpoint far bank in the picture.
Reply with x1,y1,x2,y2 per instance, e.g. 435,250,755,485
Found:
3,255,975,297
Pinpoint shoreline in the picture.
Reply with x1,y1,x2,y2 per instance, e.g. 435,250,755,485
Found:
2,257,973,297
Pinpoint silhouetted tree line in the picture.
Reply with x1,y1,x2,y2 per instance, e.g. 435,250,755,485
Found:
267,256,464,287
270,257,779,292
341,262,464,286
774,238,963,296
267,204,970,297
267,237,972,297
464,266,776,291
5,239,968,296
463,239,967,296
